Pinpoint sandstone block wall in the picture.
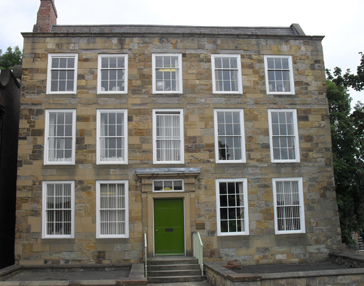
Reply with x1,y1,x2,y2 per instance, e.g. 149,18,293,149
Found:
16,31,342,265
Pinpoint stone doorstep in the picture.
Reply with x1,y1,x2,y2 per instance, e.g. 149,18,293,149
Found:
0,263,147,286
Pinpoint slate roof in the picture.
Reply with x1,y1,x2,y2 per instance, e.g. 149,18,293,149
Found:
49,24,304,36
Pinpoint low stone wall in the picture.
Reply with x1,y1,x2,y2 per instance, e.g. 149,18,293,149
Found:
330,252,364,268
205,254,364,286
0,263,147,285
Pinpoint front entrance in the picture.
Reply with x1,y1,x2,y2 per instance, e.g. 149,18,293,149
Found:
154,198,184,255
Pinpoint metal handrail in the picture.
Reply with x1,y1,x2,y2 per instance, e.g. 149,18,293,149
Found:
192,231,204,276
144,232,147,278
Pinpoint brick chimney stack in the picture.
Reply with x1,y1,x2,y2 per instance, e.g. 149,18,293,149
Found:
33,0,58,32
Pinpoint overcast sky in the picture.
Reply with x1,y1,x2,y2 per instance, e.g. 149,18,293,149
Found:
0,0,362,105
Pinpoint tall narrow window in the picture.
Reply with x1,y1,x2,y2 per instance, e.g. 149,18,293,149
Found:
47,54,78,94
97,110,128,164
211,55,242,94
216,179,249,236
273,178,305,234
268,109,300,163
44,110,76,165
214,109,246,163
153,109,184,164
96,181,129,238
42,181,75,238
152,54,183,93
98,55,128,94
264,55,294,94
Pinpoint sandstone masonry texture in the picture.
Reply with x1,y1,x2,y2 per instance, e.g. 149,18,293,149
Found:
16,23,342,265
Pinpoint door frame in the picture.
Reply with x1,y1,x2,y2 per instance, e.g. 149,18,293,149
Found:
136,168,201,258
153,198,185,256
146,191,192,257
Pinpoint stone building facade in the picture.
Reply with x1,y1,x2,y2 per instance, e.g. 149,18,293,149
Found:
16,0,342,266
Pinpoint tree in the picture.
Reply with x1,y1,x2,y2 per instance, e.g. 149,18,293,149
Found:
328,52,364,92
326,53,364,247
0,46,22,70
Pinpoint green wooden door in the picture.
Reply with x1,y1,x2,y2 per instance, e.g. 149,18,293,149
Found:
154,199,184,255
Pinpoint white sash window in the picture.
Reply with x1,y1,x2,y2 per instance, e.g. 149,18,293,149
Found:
44,110,76,165
96,181,129,238
273,178,305,234
153,109,184,164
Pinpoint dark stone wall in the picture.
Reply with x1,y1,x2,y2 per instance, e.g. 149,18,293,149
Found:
0,70,20,268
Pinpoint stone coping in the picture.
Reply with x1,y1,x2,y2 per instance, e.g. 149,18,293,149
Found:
0,263,147,286
330,252,364,263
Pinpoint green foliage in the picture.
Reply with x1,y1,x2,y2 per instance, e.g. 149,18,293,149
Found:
0,46,22,70
326,62,364,247
327,52,364,92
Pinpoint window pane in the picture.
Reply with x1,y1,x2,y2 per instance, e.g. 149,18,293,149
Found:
109,57,117,68
156,57,163,67
52,58,59,68
60,58,67,68
117,57,125,68
68,58,74,68
154,181,163,191
230,58,237,68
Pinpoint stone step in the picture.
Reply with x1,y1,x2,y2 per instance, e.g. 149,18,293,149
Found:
146,256,203,283
148,263,201,270
148,269,202,277
148,275,206,283
147,256,198,265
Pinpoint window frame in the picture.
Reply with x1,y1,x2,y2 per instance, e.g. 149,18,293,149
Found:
96,109,128,165
153,179,184,192
211,54,242,94
272,177,305,234
268,109,300,163
97,54,128,94
152,54,183,94
264,55,295,95
96,180,129,239
47,53,78,94
214,109,246,163
44,109,76,165
42,181,75,239
153,109,184,164
215,178,249,236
